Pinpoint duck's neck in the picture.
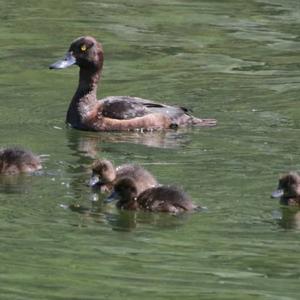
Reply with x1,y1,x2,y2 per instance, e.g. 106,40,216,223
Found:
66,67,101,128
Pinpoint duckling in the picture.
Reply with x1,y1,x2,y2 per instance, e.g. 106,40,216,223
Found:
50,36,217,131
272,172,300,206
0,147,42,175
89,159,157,193
112,177,200,213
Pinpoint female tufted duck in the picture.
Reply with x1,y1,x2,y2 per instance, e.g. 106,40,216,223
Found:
89,159,157,193
50,36,217,131
0,147,42,175
272,172,300,206
111,177,199,213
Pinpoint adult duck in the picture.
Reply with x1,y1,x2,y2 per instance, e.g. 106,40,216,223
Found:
50,36,217,131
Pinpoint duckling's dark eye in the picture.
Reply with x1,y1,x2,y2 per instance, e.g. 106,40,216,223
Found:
80,44,87,52
130,187,137,194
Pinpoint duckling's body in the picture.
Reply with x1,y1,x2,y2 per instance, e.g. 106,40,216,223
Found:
113,177,199,213
272,172,300,206
50,36,217,131
0,147,42,175
89,159,157,193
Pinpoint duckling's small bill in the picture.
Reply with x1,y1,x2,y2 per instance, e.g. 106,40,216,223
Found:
89,174,101,187
271,189,284,198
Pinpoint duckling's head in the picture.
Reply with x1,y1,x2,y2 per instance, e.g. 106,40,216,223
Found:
272,172,300,200
50,36,104,71
89,159,115,187
0,147,42,175
114,177,139,202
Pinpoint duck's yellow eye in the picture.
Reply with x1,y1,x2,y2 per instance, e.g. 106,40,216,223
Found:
81,44,87,52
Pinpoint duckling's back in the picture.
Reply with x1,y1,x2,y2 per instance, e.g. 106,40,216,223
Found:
137,186,198,213
116,164,157,194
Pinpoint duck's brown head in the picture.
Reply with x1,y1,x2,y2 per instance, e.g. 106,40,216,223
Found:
272,172,300,205
50,36,104,71
89,159,115,187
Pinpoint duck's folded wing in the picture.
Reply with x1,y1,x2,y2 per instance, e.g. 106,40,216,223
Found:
100,96,187,120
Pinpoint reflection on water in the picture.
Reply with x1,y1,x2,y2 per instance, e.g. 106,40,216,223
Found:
67,201,194,232
0,174,32,194
66,128,191,159
0,169,45,194
275,207,300,230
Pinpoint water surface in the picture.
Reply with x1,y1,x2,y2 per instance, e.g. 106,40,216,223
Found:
0,0,300,299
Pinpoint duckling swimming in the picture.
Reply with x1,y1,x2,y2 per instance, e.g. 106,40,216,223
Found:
111,177,200,214
272,172,300,206
89,159,157,193
0,147,42,175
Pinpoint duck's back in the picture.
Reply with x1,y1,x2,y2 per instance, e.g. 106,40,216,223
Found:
100,96,202,126
137,186,198,213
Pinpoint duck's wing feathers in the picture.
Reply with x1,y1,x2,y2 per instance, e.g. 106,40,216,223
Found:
100,96,188,121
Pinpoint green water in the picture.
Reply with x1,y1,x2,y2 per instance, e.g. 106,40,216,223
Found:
0,0,300,299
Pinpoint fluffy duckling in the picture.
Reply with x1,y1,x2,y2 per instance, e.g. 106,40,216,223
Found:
272,172,300,206
0,147,42,175
112,177,200,213
89,159,157,193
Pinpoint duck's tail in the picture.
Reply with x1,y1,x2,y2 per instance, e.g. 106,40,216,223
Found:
175,107,217,127
170,115,217,129
189,117,217,127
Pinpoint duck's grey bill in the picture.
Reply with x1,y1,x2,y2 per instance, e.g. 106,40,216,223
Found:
49,52,76,69
271,189,284,198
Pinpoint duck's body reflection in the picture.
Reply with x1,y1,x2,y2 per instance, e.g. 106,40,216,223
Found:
67,129,191,160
